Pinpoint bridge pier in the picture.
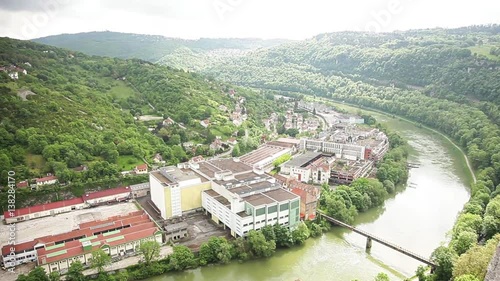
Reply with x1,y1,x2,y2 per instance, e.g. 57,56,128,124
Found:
366,237,372,251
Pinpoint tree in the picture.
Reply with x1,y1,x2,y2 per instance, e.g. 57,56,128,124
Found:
274,224,294,248
168,245,196,270
261,225,276,241
199,237,232,265
17,267,49,281
48,272,60,281
90,249,112,274
231,143,241,157
139,240,161,265
415,265,428,281
113,270,130,281
374,272,390,281
66,261,86,281
452,234,500,280
292,222,310,245
454,275,480,281
430,246,457,281
285,128,300,137
247,230,276,257
451,231,478,255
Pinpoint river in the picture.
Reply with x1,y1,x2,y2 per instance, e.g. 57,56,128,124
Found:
146,104,472,281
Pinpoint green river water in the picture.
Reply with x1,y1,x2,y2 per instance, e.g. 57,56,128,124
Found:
146,103,472,281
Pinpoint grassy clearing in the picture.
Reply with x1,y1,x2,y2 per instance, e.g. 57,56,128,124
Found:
468,45,500,61
25,154,46,173
107,80,136,100
117,155,144,171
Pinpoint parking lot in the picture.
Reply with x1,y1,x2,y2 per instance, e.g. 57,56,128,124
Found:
135,195,229,251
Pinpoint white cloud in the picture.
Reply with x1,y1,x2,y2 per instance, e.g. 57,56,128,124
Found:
0,0,499,40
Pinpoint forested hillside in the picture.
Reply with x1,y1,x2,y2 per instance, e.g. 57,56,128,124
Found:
0,37,277,189
204,25,500,121
33,31,290,71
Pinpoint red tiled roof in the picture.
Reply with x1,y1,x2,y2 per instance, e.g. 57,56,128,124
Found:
4,197,84,218
37,224,159,264
135,164,148,171
36,175,58,183
83,186,130,201
1,240,38,256
291,187,317,205
16,180,29,188
4,211,153,258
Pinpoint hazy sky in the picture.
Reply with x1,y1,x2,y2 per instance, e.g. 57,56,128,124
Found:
0,0,499,40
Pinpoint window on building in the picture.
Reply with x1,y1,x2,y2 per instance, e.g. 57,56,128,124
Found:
268,205,277,213
280,204,289,211
256,208,265,216
291,200,299,209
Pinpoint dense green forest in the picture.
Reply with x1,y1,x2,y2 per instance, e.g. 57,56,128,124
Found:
33,31,290,71
0,38,279,193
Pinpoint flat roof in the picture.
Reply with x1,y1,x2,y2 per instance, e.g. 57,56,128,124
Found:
151,166,201,185
263,188,299,202
203,190,231,207
240,144,289,165
284,152,323,168
165,222,189,233
207,158,252,174
245,194,275,207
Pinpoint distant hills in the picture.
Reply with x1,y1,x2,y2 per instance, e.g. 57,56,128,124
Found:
33,31,291,71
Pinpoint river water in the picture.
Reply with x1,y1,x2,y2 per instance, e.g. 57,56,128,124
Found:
146,105,471,281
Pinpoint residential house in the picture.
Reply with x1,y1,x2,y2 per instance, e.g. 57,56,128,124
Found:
291,188,317,220
162,117,175,127
218,105,228,112
227,137,237,145
200,119,210,128
153,153,164,163
16,180,29,189
73,165,88,173
210,139,223,151
134,164,148,174
35,175,58,187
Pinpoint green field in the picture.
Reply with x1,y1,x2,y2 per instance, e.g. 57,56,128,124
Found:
107,80,137,100
25,154,46,173
117,155,144,171
468,45,500,61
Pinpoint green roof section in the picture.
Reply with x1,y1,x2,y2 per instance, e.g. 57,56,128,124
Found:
103,230,121,237
106,235,125,243
47,249,67,258
45,243,65,251
91,241,101,247
79,235,97,242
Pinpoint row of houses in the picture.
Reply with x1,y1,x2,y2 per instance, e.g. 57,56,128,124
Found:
3,184,150,224
1,211,162,273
